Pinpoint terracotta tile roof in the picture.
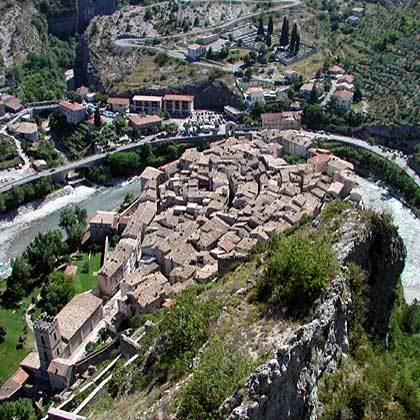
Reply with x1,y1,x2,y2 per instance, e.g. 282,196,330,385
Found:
59,100,85,112
247,87,263,93
20,351,40,371
162,94,194,102
334,90,354,100
56,292,102,341
47,358,73,377
132,95,162,102
128,114,162,126
107,97,130,106
12,368,29,385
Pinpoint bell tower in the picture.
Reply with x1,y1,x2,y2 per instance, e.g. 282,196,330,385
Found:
33,313,63,373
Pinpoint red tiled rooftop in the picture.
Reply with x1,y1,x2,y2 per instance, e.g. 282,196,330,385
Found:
163,94,194,102
107,97,130,105
334,90,354,99
59,100,85,112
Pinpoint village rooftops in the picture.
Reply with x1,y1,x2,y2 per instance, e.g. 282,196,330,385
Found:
59,100,85,112
132,95,162,102
89,210,118,226
47,358,73,377
162,94,194,102
128,114,162,125
187,43,202,49
128,272,171,308
309,154,331,165
0,368,29,402
329,65,345,74
20,351,40,371
107,97,130,106
55,292,102,342
334,89,354,99
9,121,38,134
247,86,263,93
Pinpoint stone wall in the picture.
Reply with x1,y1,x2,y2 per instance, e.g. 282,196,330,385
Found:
222,211,405,420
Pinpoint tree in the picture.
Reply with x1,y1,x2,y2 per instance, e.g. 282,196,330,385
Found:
303,104,330,129
280,16,289,47
108,151,140,177
294,32,300,55
0,398,37,420
266,35,272,48
123,193,134,207
94,107,101,129
267,16,274,38
289,22,300,55
257,16,265,39
59,206,88,250
41,271,76,316
24,230,67,280
0,325,6,344
309,83,320,104
10,256,32,295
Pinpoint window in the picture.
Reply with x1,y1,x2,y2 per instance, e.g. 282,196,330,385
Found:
54,332,57,341
41,336,45,345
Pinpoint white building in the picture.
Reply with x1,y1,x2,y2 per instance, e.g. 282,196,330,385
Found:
187,44,206,61
58,101,87,125
247,87,265,107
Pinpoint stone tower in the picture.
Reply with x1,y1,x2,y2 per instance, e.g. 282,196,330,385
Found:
33,313,63,373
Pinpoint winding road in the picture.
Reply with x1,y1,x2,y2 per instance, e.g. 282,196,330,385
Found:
114,0,302,50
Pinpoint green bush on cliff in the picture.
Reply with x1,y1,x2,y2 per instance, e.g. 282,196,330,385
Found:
251,234,337,316
178,336,254,420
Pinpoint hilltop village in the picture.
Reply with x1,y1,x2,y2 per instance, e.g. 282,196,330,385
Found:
1,128,362,411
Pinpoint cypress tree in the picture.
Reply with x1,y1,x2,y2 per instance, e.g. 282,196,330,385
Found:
94,107,101,129
267,16,274,38
266,35,272,48
294,31,300,55
257,16,265,39
280,16,289,47
289,22,299,54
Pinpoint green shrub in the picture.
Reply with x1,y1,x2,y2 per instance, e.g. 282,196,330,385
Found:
252,234,336,315
178,336,253,420
157,287,221,378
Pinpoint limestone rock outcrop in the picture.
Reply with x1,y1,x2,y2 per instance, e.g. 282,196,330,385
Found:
222,211,405,420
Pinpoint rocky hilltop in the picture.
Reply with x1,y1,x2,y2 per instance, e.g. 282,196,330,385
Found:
87,204,405,420
223,210,405,420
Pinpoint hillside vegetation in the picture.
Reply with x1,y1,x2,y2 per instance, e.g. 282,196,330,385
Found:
304,0,419,125
78,202,417,420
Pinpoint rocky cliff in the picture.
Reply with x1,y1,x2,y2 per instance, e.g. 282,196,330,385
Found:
47,0,117,38
222,211,405,420
0,2,43,66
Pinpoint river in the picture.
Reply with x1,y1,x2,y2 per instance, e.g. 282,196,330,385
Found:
357,176,420,303
0,176,418,302
0,179,142,278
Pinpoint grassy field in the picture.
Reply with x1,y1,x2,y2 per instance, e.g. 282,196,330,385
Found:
72,251,102,293
0,285,38,385
114,54,211,93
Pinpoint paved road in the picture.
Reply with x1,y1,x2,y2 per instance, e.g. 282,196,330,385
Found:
0,132,223,193
114,0,301,46
302,130,420,188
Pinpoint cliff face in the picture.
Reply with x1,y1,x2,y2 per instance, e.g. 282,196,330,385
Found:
0,2,43,66
222,212,405,420
47,0,117,38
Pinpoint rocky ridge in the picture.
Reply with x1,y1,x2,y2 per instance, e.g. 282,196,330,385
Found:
222,210,405,420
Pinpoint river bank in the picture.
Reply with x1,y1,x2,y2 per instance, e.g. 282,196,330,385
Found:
357,176,420,303
0,177,142,278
